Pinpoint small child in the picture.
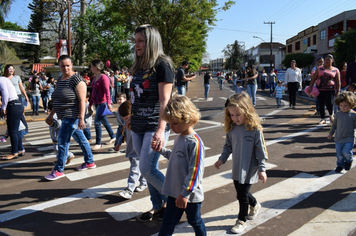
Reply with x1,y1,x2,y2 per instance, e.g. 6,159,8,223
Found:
117,101,147,199
109,92,127,153
218,73,225,91
48,100,75,164
235,81,244,94
273,80,285,108
327,91,356,173
83,92,92,143
152,95,206,236
214,92,268,234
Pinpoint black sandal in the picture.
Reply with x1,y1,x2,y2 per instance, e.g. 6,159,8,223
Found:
138,211,154,222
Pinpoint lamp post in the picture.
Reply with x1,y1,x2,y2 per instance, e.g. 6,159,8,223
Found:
67,0,71,56
253,36,266,43
264,21,275,71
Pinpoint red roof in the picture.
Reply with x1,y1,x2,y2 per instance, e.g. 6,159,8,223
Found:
32,63,54,73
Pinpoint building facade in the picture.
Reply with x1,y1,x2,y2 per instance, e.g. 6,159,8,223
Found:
286,26,318,55
209,58,226,71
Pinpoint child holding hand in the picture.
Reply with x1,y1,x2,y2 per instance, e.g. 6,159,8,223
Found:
214,92,268,234
152,95,206,236
327,91,356,173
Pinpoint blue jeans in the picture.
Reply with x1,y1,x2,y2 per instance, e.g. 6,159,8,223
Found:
276,98,282,107
54,118,94,172
41,94,48,111
19,129,28,151
127,157,147,193
158,196,206,236
110,88,115,103
204,84,210,99
7,100,24,154
83,128,91,140
246,84,257,106
94,103,115,145
131,131,169,210
335,142,353,168
269,82,276,95
32,95,40,113
176,86,185,96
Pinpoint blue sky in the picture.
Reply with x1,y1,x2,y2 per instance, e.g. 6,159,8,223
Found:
5,0,356,60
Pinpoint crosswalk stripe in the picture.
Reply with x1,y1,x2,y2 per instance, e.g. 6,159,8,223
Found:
288,190,356,236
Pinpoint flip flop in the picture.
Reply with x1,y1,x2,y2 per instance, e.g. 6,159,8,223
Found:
1,155,19,161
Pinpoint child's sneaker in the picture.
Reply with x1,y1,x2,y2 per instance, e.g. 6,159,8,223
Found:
45,169,65,181
119,189,133,199
335,166,343,173
76,162,96,171
0,136,7,142
135,184,148,192
345,161,353,171
231,220,246,234
246,202,261,220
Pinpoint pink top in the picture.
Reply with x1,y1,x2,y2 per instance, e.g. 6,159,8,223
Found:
315,66,339,91
89,74,111,107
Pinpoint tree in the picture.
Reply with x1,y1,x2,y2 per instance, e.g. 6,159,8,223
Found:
334,29,356,68
222,40,243,70
21,0,52,63
2,21,26,58
71,4,131,67
104,0,235,69
283,53,315,69
0,0,12,27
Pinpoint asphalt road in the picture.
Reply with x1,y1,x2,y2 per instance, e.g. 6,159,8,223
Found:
0,75,355,236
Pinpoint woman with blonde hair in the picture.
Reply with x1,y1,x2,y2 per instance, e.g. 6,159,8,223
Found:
130,24,174,222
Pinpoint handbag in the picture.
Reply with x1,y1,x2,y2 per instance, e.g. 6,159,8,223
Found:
93,82,112,116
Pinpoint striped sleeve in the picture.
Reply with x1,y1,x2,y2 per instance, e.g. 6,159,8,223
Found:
186,134,204,192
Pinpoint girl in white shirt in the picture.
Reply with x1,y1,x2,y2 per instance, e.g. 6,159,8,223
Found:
285,60,302,109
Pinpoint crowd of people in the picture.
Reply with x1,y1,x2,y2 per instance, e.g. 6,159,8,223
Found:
1,23,356,235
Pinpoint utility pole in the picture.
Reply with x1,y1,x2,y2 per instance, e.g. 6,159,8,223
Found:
264,21,275,71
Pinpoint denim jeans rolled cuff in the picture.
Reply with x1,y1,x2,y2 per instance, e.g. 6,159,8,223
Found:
94,103,115,145
158,196,206,236
204,84,210,99
131,130,169,209
7,101,23,154
55,118,94,172
335,142,354,167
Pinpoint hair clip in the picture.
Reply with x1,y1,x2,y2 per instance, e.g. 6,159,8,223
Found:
225,98,230,107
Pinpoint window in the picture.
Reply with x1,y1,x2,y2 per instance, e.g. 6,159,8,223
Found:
308,37,311,47
295,41,300,51
288,44,292,53
313,35,317,45
320,30,326,40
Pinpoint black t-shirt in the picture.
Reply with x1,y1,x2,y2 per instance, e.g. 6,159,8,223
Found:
130,61,173,133
204,74,210,84
176,67,186,86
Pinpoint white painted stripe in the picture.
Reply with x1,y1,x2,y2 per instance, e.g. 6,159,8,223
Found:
288,191,356,236
256,96,266,100
0,193,85,223
159,168,352,236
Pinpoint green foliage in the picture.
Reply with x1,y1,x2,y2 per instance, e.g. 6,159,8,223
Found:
103,0,235,69
222,40,243,70
21,0,52,62
283,53,315,69
334,29,356,67
2,21,26,58
72,5,131,68
0,0,12,27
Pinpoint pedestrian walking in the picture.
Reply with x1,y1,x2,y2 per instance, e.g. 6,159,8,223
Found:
214,92,268,234
327,91,356,173
153,95,206,236
285,60,302,109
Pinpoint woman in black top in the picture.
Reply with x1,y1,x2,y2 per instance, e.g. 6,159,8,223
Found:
204,71,212,100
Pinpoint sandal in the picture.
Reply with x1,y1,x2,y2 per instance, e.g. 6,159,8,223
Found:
138,211,155,222
319,119,326,125
1,154,19,161
157,207,166,221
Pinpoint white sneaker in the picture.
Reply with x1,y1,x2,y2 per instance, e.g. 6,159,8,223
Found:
105,138,116,145
119,189,132,199
135,185,148,192
246,202,261,220
231,220,246,234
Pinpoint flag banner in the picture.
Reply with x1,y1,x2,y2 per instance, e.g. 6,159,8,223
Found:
0,29,40,45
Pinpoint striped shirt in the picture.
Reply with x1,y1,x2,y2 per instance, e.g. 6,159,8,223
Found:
51,73,84,120
160,133,205,203
275,86,285,98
